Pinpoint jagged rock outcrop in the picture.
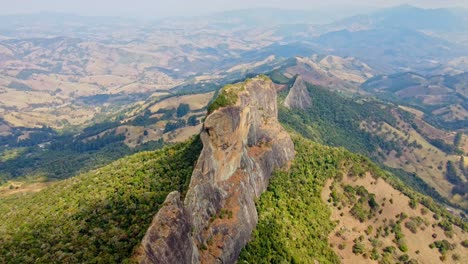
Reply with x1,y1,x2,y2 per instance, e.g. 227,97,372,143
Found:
138,76,295,264
284,75,312,110
139,192,198,264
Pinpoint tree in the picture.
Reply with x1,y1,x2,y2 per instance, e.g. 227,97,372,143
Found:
453,132,462,147
176,104,190,117
188,116,199,126
445,161,461,185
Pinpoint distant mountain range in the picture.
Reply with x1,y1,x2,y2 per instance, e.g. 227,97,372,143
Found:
362,72,468,128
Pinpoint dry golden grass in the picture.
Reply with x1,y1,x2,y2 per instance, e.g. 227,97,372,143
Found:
433,105,468,122
148,92,215,113
4,107,95,128
399,105,424,118
323,173,467,264
163,124,202,143
364,120,459,202
0,180,54,197
0,88,61,109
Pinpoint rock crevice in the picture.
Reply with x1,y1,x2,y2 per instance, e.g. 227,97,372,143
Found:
138,76,295,264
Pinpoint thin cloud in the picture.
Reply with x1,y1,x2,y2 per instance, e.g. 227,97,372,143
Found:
0,0,466,17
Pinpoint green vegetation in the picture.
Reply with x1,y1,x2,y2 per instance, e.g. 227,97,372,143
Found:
176,103,190,117
0,116,174,183
461,240,468,248
8,81,33,91
164,119,186,133
128,109,158,126
445,161,462,185
239,136,388,263
352,242,366,255
404,216,427,234
362,72,468,130
349,186,380,222
430,240,455,256
268,69,292,84
207,85,239,114
277,79,463,211
454,132,463,148
278,82,402,157
0,131,165,183
0,137,202,263
187,115,200,126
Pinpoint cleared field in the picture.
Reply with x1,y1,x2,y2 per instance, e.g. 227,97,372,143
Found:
163,124,202,143
148,92,215,113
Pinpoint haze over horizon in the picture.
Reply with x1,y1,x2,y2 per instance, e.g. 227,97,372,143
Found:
1,0,467,18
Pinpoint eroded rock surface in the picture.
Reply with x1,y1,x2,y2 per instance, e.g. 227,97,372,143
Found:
139,192,198,264
284,75,312,110
138,76,295,264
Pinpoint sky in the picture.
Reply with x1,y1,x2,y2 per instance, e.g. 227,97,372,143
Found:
1,0,467,18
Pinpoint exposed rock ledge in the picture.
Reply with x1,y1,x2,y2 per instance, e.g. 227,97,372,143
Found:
284,75,312,110
137,76,295,264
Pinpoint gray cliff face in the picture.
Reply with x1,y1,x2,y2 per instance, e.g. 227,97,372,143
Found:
284,75,312,110
138,76,295,264
139,192,199,264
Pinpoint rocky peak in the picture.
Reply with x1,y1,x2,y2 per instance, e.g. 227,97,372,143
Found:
284,75,312,110
137,76,295,264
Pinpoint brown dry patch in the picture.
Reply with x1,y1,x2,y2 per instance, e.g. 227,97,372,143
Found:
148,92,215,113
0,181,53,197
323,173,468,264
0,88,61,109
433,105,468,122
4,107,96,128
362,119,461,205
84,125,163,148
163,124,202,143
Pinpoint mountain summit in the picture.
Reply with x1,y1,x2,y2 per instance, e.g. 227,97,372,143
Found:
137,76,295,263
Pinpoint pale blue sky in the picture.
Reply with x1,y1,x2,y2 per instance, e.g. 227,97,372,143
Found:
1,0,467,17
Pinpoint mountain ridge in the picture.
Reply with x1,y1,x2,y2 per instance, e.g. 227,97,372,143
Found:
137,76,295,263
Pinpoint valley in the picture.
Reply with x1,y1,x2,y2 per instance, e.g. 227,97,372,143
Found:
0,4,467,264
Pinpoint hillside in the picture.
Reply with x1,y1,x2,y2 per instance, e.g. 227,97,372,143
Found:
275,74,467,210
0,89,214,184
240,136,467,264
0,76,466,263
1,5,468,262
362,72,468,129
0,137,202,262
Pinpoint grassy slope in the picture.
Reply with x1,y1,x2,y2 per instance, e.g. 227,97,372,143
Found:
0,137,202,263
240,136,467,263
239,136,386,263
276,81,465,210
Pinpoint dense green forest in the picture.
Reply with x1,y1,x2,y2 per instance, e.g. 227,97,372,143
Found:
239,137,346,263
274,80,453,209
0,133,165,183
0,94,207,183
0,137,202,263
277,82,398,156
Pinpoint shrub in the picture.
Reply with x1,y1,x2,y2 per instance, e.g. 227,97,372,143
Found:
176,103,190,117
353,242,366,255
461,240,468,248
405,220,418,234
431,240,455,255
207,86,239,113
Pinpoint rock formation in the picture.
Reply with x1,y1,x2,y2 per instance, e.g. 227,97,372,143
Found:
138,76,295,264
284,75,312,110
